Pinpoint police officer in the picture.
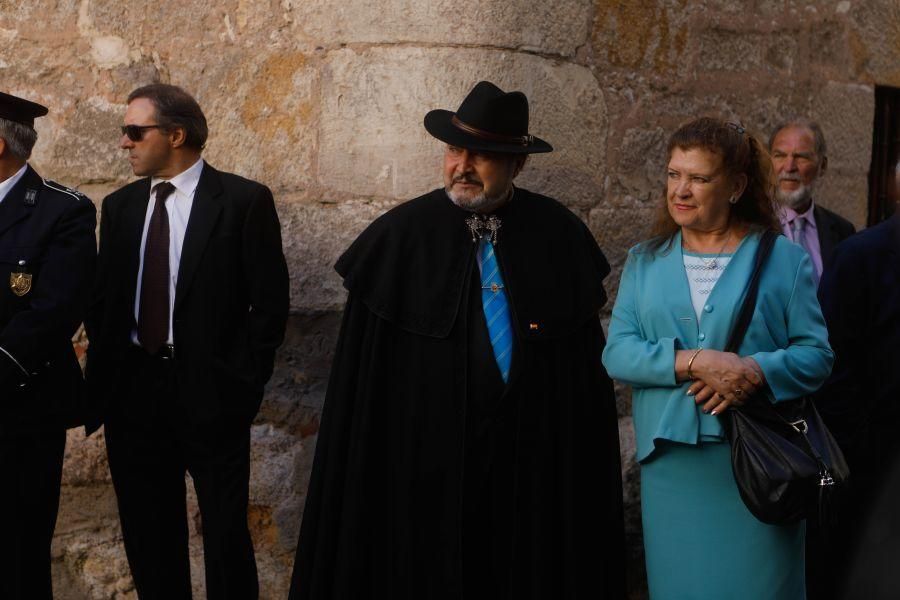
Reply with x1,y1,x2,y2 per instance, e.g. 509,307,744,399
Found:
0,91,96,599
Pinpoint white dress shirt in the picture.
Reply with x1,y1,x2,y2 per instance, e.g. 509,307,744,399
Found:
132,158,204,346
0,163,28,205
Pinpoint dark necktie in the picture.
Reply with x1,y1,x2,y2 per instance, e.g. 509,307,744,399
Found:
138,181,176,354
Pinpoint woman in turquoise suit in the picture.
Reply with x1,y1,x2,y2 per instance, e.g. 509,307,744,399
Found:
602,117,833,600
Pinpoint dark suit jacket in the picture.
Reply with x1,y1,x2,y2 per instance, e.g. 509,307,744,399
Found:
817,214,900,477
813,204,856,268
0,165,96,433
85,163,289,431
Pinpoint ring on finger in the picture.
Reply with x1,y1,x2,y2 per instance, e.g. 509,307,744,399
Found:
734,388,744,397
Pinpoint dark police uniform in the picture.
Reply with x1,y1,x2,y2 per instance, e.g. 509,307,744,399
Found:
0,92,97,599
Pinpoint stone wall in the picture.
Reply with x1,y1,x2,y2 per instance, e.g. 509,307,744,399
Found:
1,0,898,597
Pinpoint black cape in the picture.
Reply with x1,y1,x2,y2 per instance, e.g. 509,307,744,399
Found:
290,187,625,599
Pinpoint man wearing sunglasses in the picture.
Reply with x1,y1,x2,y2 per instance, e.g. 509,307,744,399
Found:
0,91,96,599
85,83,289,599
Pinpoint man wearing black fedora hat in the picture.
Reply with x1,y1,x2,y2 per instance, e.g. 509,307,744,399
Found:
0,91,97,598
290,81,625,599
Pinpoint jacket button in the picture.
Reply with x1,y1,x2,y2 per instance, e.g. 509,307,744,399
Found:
698,332,706,341
704,304,713,313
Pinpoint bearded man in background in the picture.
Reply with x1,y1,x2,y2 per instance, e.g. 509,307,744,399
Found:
769,118,855,282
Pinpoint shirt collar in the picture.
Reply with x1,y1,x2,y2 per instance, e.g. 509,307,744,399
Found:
0,163,29,205
150,158,204,198
779,199,817,229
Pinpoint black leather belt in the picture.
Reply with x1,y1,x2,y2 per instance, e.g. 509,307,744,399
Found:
133,343,175,360
155,344,176,360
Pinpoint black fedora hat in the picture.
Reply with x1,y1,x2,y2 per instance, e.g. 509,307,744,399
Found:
0,91,48,129
424,81,552,154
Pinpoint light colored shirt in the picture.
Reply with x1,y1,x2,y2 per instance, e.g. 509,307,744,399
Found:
0,163,28,205
780,202,823,278
683,252,732,322
132,158,204,346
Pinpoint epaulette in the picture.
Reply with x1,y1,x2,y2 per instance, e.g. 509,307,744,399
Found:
42,178,86,201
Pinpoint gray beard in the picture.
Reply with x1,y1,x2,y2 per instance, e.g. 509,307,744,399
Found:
446,186,511,213
775,183,814,211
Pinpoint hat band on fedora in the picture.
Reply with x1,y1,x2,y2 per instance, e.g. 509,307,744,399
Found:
451,115,534,147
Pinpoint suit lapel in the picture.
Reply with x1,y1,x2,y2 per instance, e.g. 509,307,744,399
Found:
884,215,900,280
814,206,837,263
174,163,223,314
121,179,152,313
0,165,41,237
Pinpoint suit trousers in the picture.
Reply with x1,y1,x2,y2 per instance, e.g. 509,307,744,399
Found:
105,347,258,600
0,428,66,600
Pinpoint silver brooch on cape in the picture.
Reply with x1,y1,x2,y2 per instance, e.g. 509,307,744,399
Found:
465,213,502,244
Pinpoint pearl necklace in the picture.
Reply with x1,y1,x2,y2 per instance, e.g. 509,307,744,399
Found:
683,232,732,270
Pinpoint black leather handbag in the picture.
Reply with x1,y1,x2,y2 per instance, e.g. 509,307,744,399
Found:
720,230,849,525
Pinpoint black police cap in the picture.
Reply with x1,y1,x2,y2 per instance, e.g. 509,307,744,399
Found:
0,91,48,128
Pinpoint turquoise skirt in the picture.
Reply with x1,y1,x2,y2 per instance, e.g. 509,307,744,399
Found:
641,441,805,600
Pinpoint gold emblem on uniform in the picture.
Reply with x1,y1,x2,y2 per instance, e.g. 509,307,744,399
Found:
10,271,32,296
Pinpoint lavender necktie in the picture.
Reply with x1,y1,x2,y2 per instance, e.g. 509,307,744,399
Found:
793,218,819,286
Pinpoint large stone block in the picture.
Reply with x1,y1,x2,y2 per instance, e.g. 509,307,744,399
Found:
262,312,342,425
811,81,875,174
80,0,239,52
317,46,607,207
846,0,900,85
62,429,112,486
696,28,800,75
592,0,692,73
248,423,307,597
4,1,322,192
816,169,869,230
52,482,131,600
607,126,668,203
278,197,391,311
201,51,320,191
589,205,657,270
286,0,591,57
36,96,133,185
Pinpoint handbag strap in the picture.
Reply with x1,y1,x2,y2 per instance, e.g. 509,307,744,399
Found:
720,230,830,463
724,230,778,354
720,230,836,504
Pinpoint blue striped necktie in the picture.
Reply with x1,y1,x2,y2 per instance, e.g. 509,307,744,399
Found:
477,235,513,383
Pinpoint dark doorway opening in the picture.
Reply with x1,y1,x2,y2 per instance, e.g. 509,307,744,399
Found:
868,85,900,225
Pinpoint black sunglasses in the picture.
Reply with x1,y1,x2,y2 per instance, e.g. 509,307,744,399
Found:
120,124,164,141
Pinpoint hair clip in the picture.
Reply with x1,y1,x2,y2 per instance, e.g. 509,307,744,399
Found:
726,122,746,135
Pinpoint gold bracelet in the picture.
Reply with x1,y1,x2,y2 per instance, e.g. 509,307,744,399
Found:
687,348,704,380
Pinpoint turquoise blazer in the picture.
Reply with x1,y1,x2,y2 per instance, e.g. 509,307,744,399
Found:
602,231,834,463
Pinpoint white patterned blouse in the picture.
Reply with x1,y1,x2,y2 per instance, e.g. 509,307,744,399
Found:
683,252,733,321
